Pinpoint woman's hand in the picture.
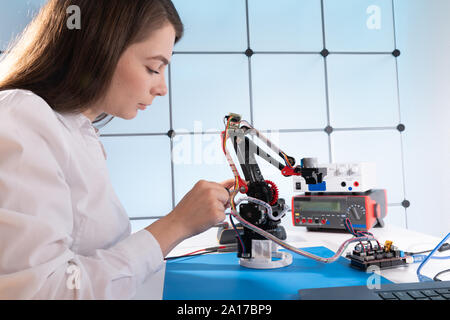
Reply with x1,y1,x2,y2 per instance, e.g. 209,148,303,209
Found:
169,179,234,238
145,179,235,256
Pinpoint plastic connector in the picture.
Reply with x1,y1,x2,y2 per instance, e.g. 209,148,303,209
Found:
438,242,450,252
413,255,426,263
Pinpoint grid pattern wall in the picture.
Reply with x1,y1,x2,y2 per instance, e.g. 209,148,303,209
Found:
0,0,410,234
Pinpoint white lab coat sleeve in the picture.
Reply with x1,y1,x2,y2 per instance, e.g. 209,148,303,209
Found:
0,93,164,299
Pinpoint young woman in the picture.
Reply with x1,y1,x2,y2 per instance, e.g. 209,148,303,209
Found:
0,0,233,299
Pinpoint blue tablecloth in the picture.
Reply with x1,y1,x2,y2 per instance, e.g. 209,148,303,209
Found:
163,246,392,300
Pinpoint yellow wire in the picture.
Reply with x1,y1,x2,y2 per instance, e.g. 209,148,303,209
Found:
281,152,293,168
223,117,240,212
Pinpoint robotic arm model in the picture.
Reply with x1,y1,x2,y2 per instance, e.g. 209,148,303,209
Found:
221,113,365,269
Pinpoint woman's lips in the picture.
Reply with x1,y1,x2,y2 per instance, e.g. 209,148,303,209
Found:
137,103,147,110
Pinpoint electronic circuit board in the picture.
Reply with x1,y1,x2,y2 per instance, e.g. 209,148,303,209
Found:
346,241,411,270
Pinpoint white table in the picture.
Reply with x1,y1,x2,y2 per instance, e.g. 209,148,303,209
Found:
133,222,449,299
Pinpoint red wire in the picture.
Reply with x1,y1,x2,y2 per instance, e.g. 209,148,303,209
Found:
185,248,208,256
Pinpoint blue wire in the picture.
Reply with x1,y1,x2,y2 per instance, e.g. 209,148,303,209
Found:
416,232,450,282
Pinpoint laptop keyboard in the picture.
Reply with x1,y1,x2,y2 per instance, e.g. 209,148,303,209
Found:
378,288,450,300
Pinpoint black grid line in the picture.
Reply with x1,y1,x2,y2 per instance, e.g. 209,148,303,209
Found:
244,0,251,49
320,0,333,164
172,50,395,55
245,0,254,126
101,133,168,137
167,63,176,211
329,51,394,55
99,125,400,139
332,126,398,132
252,51,323,55
391,0,408,228
320,0,327,50
246,58,254,126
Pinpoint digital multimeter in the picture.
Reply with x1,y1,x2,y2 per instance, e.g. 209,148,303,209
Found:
292,189,387,232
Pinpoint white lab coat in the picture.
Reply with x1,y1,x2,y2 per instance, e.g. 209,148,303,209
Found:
0,89,164,299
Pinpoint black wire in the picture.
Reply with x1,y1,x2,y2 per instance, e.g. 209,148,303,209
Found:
433,268,450,281
230,214,246,254
406,243,450,256
405,249,433,255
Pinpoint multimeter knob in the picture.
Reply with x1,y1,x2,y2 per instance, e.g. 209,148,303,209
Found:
347,204,365,221
350,207,361,220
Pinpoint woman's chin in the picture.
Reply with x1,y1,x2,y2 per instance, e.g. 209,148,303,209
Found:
120,110,138,120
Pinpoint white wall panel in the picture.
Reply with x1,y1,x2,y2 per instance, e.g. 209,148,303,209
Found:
248,0,323,52
3,1,448,237
101,136,173,218
252,54,327,130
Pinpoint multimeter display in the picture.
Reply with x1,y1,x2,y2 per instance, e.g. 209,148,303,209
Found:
292,189,387,232
298,201,341,212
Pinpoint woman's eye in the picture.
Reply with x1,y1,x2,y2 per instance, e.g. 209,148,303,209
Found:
146,67,160,75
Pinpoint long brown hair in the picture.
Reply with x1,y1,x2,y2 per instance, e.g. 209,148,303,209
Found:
0,0,183,128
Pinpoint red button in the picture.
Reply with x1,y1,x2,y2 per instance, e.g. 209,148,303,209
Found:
321,219,327,225
354,181,359,187
302,218,306,224
307,219,313,224
295,218,300,224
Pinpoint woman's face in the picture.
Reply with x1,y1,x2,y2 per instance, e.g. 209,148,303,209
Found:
83,23,176,121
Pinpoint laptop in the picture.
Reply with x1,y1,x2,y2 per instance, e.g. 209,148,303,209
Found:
298,280,450,300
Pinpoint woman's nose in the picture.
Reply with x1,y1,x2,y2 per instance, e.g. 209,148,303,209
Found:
151,72,168,97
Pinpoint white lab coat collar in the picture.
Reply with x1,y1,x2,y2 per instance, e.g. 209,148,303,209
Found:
54,111,100,136
53,111,107,160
